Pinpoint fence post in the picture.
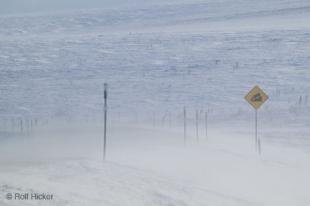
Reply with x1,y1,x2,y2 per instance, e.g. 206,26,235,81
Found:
183,107,187,147
103,83,108,161
195,109,199,142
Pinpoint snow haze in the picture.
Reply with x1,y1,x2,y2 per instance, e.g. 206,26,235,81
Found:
0,0,310,205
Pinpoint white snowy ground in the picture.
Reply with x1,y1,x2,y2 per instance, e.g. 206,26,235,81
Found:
0,124,310,206
1,0,310,205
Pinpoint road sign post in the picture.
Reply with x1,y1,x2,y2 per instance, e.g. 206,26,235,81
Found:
245,86,268,155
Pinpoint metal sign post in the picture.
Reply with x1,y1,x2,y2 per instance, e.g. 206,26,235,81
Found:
245,85,268,155
255,109,259,153
103,83,108,161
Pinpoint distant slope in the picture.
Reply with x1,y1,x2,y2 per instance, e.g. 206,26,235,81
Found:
0,0,309,136
1,0,310,37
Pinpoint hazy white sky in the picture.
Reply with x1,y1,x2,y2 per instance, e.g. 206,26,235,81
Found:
0,0,145,15
0,0,205,15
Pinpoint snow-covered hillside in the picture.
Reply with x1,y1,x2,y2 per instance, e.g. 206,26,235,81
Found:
0,0,310,205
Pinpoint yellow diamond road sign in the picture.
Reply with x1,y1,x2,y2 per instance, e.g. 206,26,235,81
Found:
245,86,269,110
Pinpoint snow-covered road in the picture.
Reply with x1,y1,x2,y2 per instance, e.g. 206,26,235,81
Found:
1,124,310,205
